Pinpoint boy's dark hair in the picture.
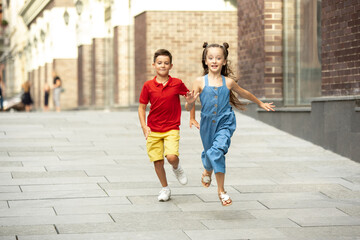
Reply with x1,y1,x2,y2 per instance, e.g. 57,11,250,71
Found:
153,49,172,64
202,42,246,111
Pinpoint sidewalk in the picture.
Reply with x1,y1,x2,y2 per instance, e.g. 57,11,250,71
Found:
0,110,360,240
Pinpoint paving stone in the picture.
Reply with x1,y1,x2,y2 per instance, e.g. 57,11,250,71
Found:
0,225,56,236
0,186,20,193
177,201,266,211
0,156,60,162
337,206,360,216
20,183,102,192
110,210,254,224
277,226,360,238
1,111,360,239
0,177,107,186
290,216,360,227
17,231,189,240
234,183,348,193
247,208,348,219
185,228,286,240
201,218,299,229
56,220,206,234
128,194,203,205
12,171,87,179
0,161,22,167
0,167,46,173
0,189,107,201
0,207,55,217
8,197,130,208
0,201,8,208
0,214,113,226
259,199,360,209
54,203,180,215
321,188,360,200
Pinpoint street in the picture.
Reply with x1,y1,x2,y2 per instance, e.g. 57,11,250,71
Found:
0,110,360,239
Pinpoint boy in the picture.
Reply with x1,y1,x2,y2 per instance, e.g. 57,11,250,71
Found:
138,49,197,201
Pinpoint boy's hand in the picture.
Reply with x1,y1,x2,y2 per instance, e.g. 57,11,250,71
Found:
190,119,200,129
259,102,276,112
142,125,151,139
185,90,199,104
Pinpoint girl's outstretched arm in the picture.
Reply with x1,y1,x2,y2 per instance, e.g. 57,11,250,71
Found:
189,105,200,129
228,78,275,112
185,90,199,111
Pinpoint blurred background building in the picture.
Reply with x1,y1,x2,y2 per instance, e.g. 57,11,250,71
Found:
0,0,359,162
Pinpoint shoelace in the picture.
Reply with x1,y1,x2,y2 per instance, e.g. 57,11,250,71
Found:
159,189,169,194
174,167,184,176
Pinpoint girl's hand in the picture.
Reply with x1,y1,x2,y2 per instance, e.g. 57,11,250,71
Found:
185,90,199,104
142,126,151,139
190,119,200,129
259,102,276,111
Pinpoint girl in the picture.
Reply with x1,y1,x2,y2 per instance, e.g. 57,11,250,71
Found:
21,80,33,112
44,82,50,112
185,42,275,206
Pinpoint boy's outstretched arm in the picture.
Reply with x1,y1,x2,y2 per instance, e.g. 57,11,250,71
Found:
138,103,151,139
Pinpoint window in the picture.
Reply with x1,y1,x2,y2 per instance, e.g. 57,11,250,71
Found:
283,0,321,106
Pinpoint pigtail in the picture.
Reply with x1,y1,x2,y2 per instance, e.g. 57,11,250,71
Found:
202,42,209,74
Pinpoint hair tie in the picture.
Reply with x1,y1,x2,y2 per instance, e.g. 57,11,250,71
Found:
203,42,208,48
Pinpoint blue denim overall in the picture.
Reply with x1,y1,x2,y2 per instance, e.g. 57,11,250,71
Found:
199,74,236,174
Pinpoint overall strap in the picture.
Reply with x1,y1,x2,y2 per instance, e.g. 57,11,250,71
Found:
221,75,226,86
204,74,209,86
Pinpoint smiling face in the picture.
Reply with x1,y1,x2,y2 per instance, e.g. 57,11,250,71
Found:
205,47,226,73
152,55,173,78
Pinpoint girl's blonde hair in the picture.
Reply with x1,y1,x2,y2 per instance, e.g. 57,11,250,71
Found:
202,42,246,111
22,80,30,92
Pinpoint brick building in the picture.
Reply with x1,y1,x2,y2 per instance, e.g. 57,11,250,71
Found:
134,11,238,101
237,0,360,162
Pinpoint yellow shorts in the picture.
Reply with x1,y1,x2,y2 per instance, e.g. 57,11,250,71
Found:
146,130,180,162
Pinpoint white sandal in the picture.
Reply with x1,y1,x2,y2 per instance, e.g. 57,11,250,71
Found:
218,192,232,206
201,172,212,187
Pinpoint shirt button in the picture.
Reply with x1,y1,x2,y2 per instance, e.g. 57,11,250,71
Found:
214,104,217,107
214,96,218,99
213,111,216,115
214,87,218,90
212,120,216,123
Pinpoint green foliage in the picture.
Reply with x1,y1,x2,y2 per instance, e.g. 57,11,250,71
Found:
1,19,8,27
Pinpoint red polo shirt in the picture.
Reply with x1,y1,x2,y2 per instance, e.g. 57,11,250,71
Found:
139,75,189,132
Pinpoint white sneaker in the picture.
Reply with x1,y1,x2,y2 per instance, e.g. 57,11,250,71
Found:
173,165,188,185
158,188,171,201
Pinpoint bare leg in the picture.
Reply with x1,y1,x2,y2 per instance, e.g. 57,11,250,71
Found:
215,172,225,193
166,154,179,169
215,172,232,206
153,160,168,187
25,105,31,112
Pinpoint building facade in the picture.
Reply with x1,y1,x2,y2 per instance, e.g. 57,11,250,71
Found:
238,0,360,162
1,0,358,162
0,0,236,111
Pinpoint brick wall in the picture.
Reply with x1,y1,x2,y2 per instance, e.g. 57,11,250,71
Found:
134,11,238,102
91,38,106,107
114,25,130,106
78,45,92,106
134,12,147,102
53,59,77,109
322,0,360,96
237,0,283,99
